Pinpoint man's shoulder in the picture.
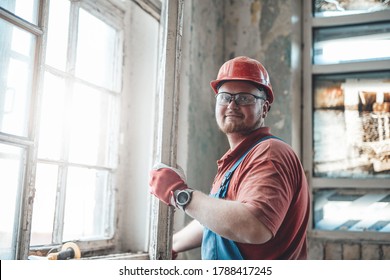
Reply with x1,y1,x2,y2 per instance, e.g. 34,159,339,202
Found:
250,136,298,160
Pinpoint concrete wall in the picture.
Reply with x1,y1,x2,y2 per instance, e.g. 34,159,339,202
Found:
176,0,302,259
178,0,302,202
176,0,227,259
223,0,302,153
176,0,389,260
117,1,159,253
178,0,227,195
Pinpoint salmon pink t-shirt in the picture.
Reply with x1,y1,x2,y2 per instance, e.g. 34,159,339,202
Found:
211,127,310,259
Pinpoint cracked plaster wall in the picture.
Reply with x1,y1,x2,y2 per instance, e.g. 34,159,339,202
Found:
176,0,388,260
179,0,301,194
223,0,302,148
176,0,302,259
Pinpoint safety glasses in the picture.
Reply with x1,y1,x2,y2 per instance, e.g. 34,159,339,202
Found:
216,92,266,106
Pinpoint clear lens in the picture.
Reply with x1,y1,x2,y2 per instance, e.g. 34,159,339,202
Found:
236,94,255,105
216,92,258,106
216,92,231,105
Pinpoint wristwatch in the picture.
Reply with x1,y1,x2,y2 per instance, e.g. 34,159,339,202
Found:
174,189,194,211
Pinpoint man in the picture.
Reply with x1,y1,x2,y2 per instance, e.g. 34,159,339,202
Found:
149,56,310,260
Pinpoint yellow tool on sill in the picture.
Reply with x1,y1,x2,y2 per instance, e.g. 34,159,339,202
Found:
47,242,81,260
28,242,81,260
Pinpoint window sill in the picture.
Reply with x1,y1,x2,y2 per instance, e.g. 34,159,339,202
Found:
82,252,149,260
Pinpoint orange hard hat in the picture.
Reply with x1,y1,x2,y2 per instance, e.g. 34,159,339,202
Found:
210,56,274,104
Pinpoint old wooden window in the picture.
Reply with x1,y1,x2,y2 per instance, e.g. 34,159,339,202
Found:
0,0,42,260
0,0,163,259
31,0,124,248
303,1,390,238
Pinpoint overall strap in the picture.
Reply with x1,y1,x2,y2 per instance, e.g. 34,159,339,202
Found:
219,135,280,198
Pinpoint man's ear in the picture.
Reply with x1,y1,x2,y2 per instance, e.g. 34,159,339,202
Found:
263,101,271,117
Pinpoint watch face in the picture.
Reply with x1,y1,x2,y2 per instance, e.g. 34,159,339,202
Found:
177,191,189,205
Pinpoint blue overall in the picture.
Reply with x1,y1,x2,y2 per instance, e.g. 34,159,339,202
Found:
201,135,279,260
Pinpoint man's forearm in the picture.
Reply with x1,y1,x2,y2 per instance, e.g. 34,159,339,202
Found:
185,190,272,244
172,219,203,253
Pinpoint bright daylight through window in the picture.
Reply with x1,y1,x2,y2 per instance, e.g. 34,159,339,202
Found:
31,1,121,245
0,0,39,259
0,0,123,259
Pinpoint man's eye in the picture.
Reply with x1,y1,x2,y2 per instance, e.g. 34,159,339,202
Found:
222,95,231,101
237,95,250,102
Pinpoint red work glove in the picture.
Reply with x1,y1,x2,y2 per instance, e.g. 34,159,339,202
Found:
172,250,178,260
149,164,189,206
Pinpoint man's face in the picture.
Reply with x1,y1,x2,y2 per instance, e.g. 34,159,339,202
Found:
215,81,270,135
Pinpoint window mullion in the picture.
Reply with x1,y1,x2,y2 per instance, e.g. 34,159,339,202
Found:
312,10,390,27
302,0,314,185
0,7,43,36
66,2,79,76
312,60,390,75
312,178,390,189
16,0,50,259
51,162,66,244
149,0,183,260
51,1,80,244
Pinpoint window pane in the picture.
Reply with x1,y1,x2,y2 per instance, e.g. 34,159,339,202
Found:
45,0,70,71
0,0,40,24
37,72,66,160
314,0,390,17
0,19,36,137
0,143,25,259
313,23,390,65
313,72,390,178
314,190,390,232
68,83,116,167
75,8,120,90
63,167,112,241
31,3,121,248
30,163,58,246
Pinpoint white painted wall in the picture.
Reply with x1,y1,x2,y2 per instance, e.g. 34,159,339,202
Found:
116,1,159,253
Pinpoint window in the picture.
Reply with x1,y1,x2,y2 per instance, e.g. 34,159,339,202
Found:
31,0,122,246
0,0,160,259
0,1,40,259
303,1,390,235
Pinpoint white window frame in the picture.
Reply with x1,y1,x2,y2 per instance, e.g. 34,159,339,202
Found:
33,0,125,257
148,0,184,260
302,2,390,241
0,0,48,260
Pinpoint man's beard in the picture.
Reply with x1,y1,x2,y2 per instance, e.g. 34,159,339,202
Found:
218,117,262,135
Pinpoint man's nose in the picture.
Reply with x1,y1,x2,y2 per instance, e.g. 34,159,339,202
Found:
227,96,239,109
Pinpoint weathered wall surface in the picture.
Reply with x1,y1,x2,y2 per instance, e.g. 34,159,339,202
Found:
182,0,228,191
176,0,302,259
223,0,302,151
179,0,302,199
177,0,389,260
176,0,227,259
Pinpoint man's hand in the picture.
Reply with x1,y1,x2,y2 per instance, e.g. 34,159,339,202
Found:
149,164,189,206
